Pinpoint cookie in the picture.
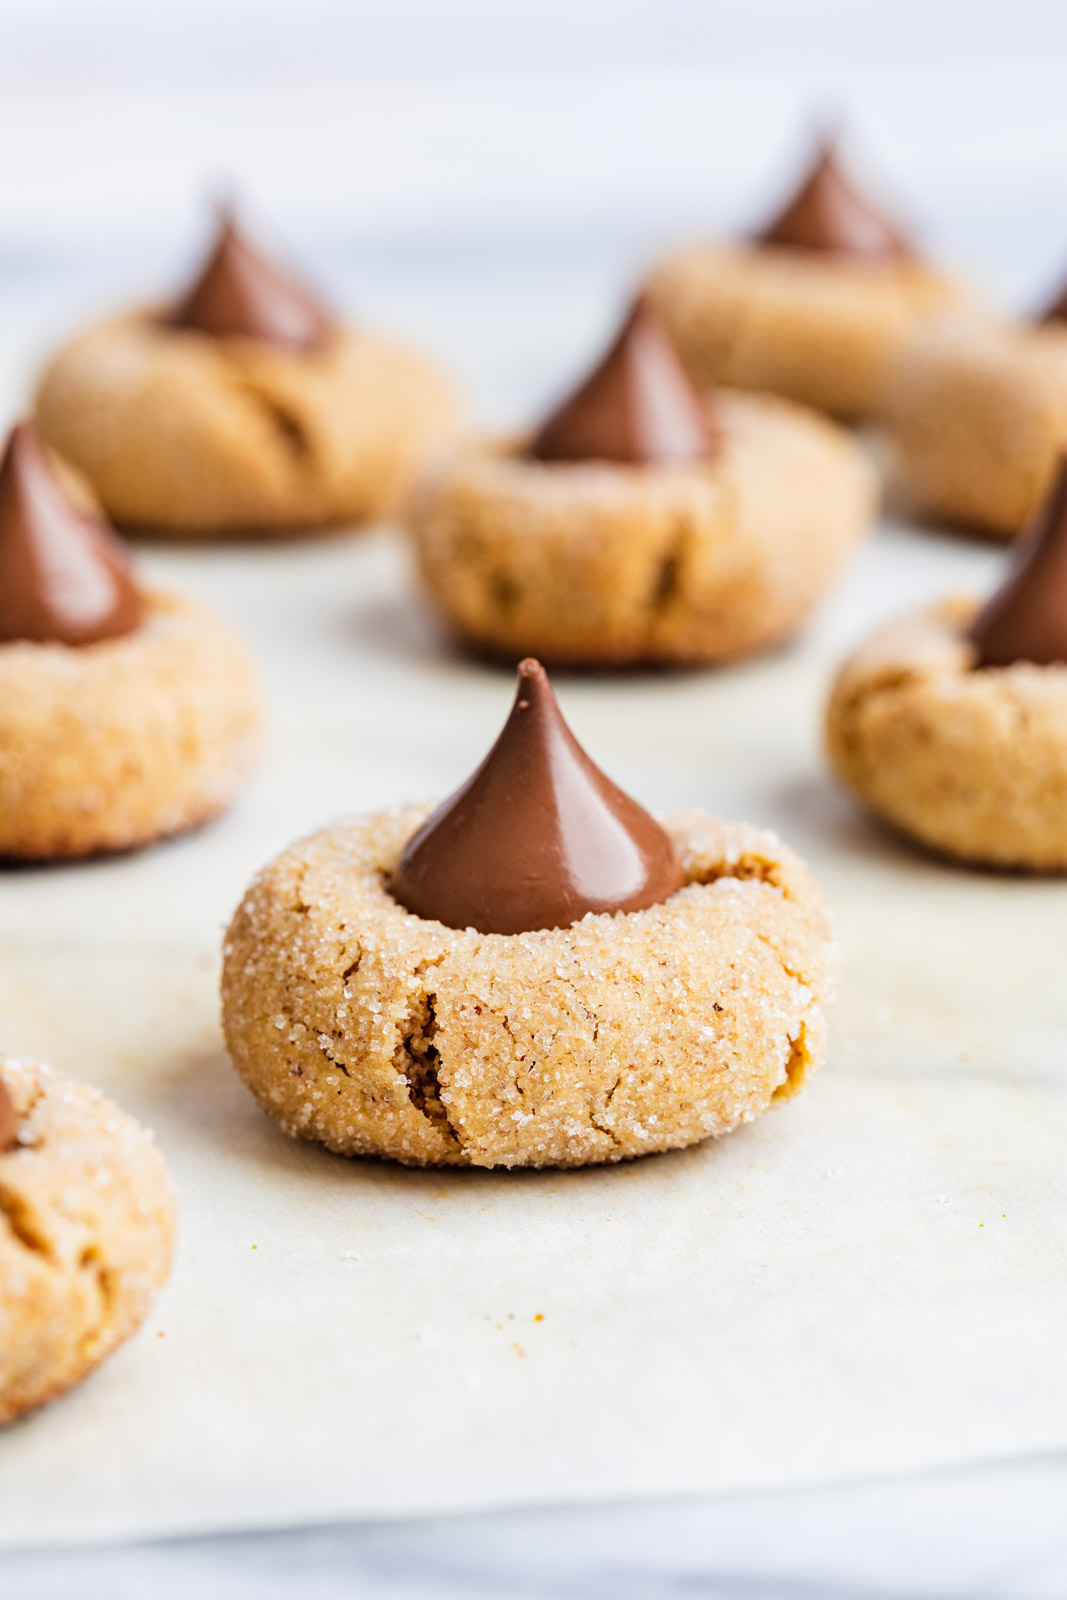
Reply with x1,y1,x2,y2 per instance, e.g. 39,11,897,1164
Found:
33,215,459,537
0,1056,175,1425
409,387,875,666
881,315,1067,539
0,421,260,860
825,598,1067,867
645,144,971,422
222,661,836,1168
826,451,1067,868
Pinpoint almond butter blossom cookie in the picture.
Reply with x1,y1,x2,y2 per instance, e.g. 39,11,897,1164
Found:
407,299,874,667
645,140,973,423
33,212,459,538
0,1057,174,1425
0,420,260,859
222,660,836,1168
827,457,1067,868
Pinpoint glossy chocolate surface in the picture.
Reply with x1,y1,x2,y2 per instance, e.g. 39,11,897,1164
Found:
528,300,716,466
970,455,1067,667
169,215,333,349
756,143,913,261
0,1076,17,1154
0,423,143,647
1037,276,1067,325
390,659,687,934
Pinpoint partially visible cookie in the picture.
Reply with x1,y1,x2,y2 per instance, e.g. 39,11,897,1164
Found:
0,589,262,859
827,451,1067,868
645,143,972,422
881,315,1067,539
33,216,460,537
222,662,837,1168
0,1056,175,1425
648,244,966,424
0,421,261,860
409,389,875,666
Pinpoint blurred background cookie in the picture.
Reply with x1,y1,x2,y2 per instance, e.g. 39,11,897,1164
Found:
33,212,461,538
0,420,261,858
880,282,1067,538
0,1055,174,1426
646,138,974,422
826,458,1067,867
408,299,875,665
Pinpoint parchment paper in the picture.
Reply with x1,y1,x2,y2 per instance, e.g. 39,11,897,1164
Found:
2,514,1066,1550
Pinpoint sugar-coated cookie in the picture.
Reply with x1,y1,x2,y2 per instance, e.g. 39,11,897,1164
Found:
33,216,459,537
408,302,875,665
223,662,836,1168
0,421,260,859
826,600,1067,867
826,458,1067,867
0,1056,175,1425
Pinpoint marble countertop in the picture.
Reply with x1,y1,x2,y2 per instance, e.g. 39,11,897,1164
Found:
5,5,1067,1589
7,1452,1067,1597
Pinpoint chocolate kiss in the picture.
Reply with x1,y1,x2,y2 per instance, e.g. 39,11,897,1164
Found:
969,455,1067,667
1037,275,1067,325
0,423,143,647
0,1076,16,1154
169,214,333,349
756,142,913,261
528,300,716,466
390,659,687,935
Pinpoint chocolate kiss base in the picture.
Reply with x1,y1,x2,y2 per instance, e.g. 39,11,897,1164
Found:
969,455,1067,668
390,659,685,933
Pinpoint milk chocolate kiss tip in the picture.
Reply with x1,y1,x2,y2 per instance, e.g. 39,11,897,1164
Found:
1037,276,1067,326
528,299,717,466
0,1075,16,1155
756,140,914,262
969,454,1067,669
390,657,686,935
0,422,143,648
168,213,334,350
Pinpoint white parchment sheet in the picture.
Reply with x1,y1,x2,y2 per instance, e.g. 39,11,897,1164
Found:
2,520,1066,1549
